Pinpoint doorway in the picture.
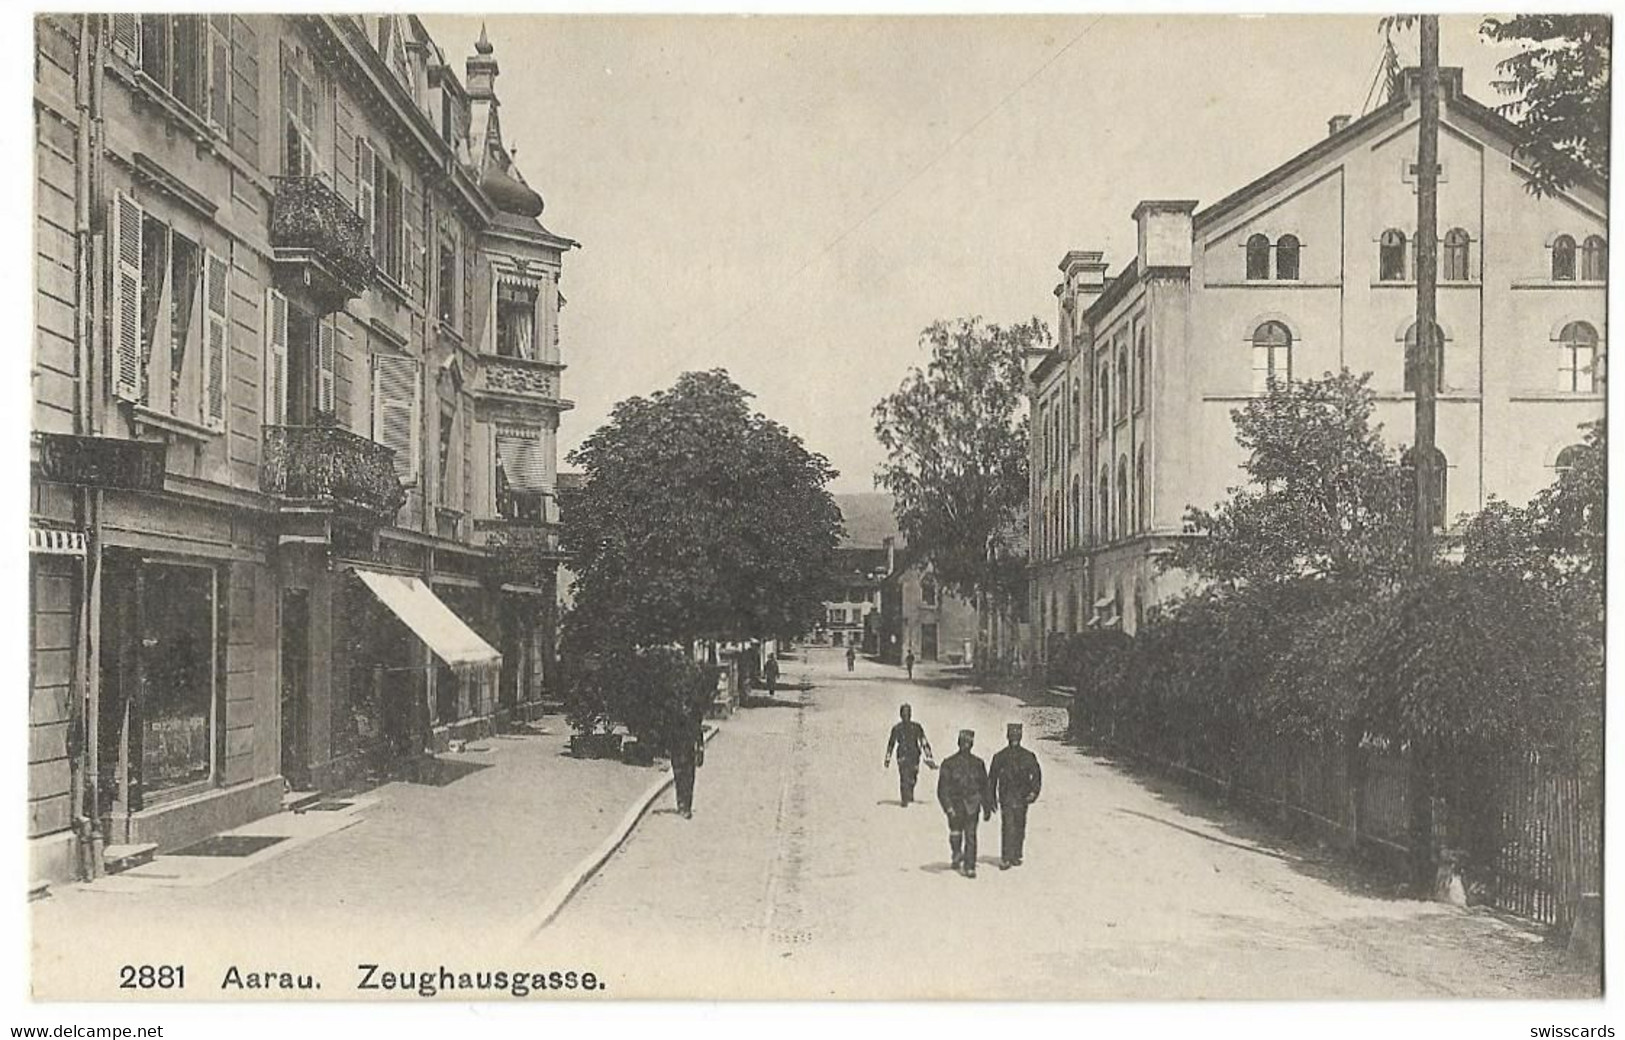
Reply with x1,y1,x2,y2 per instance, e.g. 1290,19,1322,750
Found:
920,623,939,661
280,588,310,788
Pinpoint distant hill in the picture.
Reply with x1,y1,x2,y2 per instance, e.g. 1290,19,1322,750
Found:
834,493,901,549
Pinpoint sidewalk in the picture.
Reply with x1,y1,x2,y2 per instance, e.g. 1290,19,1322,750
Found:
31,721,676,999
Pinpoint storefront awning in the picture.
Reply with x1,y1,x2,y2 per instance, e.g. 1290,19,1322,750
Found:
353,569,502,670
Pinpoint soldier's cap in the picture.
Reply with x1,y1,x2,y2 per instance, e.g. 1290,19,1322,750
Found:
958,729,974,742
1007,722,1024,736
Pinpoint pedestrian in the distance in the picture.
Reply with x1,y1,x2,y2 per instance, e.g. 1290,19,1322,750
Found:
987,722,1042,868
883,703,936,806
936,729,988,878
905,649,915,680
764,653,780,698
667,701,705,819
846,645,856,672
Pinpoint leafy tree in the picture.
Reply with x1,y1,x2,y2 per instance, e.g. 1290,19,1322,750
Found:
1481,15,1611,197
1167,370,1413,591
872,316,1044,601
560,369,843,654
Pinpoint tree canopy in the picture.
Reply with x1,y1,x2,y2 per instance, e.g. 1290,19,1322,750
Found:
872,316,1044,600
1482,15,1611,197
1166,370,1413,592
559,369,843,651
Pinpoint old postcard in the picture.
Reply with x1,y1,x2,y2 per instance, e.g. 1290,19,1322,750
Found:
24,11,1606,1009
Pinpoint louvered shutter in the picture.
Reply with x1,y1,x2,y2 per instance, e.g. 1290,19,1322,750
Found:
264,289,288,425
109,14,140,64
110,194,143,402
317,318,336,416
203,250,229,428
372,355,420,482
355,138,376,243
494,427,551,493
206,16,231,132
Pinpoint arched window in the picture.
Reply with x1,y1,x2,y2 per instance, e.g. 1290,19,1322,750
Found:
1553,235,1577,281
1136,329,1149,412
1116,347,1129,424
1245,233,1271,280
1116,455,1129,542
1443,228,1471,281
1401,447,1449,531
1098,363,1109,431
1275,234,1301,280
1555,444,1586,474
1098,464,1110,542
1582,236,1607,281
1404,321,1446,394
1380,230,1407,281
920,573,938,607
1136,444,1149,533
1071,378,1081,445
1251,320,1292,392
1559,320,1602,393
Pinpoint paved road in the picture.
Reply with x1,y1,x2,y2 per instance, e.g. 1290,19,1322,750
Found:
533,647,1592,1000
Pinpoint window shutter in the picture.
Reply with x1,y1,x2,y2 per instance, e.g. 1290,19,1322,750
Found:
372,354,420,482
494,426,551,493
264,288,288,425
317,318,336,416
109,14,140,64
355,138,376,243
204,250,229,428
110,194,144,402
204,16,231,132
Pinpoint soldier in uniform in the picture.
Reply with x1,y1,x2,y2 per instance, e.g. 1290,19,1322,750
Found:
936,729,989,878
667,700,705,819
987,721,1042,868
883,703,935,806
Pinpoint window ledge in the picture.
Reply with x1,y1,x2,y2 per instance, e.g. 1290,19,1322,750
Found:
1370,280,1481,289
112,63,220,149
130,404,218,442
1208,280,1343,289
435,318,464,343
375,271,412,304
1511,280,1606,290
1509,391,1606,403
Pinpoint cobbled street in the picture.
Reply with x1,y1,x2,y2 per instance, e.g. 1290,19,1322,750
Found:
532,648,1594,1000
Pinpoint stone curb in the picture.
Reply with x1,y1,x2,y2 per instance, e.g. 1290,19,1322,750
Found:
511,723,722,945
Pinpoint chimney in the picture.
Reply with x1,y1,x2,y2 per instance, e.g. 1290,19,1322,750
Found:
1328,114,1352,136
1131,200,1198,275
466,22,499,100
1059,250,1110,319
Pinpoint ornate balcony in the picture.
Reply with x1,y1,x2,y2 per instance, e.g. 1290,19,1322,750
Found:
472,354,562,404
261,425,406,529
269,176,374,308
474,516,567,589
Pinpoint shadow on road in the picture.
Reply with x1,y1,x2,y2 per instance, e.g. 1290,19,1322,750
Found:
919,856,1005,875
740,694,808,709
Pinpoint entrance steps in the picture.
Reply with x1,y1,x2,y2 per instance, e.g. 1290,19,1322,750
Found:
103,843,158,875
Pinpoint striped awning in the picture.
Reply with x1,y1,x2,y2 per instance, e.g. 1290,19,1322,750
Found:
496,270,542,293
353,569,501,670
495,426,552,494
30,527,85,556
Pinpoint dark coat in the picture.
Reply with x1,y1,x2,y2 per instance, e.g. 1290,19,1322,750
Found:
988,745,1042,808
936,749,987,816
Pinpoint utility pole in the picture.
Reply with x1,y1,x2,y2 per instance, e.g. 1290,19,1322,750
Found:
1409,13,1442,898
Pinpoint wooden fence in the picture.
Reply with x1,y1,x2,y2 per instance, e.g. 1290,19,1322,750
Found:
1070,694,1599,933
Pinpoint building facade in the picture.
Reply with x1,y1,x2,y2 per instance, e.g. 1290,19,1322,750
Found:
30,15,574,882
1028,68,1607,661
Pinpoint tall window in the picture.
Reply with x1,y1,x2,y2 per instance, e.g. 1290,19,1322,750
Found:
1071,379,1080,446
1098,363,1109,432
1116,346,1129,424
1581,236,1607,281
1245,234,1271,280
1558,321,1602,393
373,163,406,287
1443,228,1471,281
494,425,550,521
1402,447,1449,531
437,405,457,506
1552,235,1577,281
1404,321,1446,394
920,573,938,607
1136,445,1148,534
1116,455,1129,542
1275,234,1301,280
141,15,205,114
496,283,539,360
1071,476,1081,549
436,230,459,326
280,57,319,178
1136,329,1149,412
1098,465,1110,543
1251,320,1292,392
1380,230,1407,281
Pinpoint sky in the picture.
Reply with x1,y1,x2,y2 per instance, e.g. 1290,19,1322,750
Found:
422,14,1516,493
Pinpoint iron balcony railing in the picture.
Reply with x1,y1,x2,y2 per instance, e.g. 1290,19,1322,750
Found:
261,424,406,522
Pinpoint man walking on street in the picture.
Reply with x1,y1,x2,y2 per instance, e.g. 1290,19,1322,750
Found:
884,703,935,806
905,649,915,681
667,701,705,819
846,645,856,672
763,653,780,698
936,729,988,878
987,722,1042,868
